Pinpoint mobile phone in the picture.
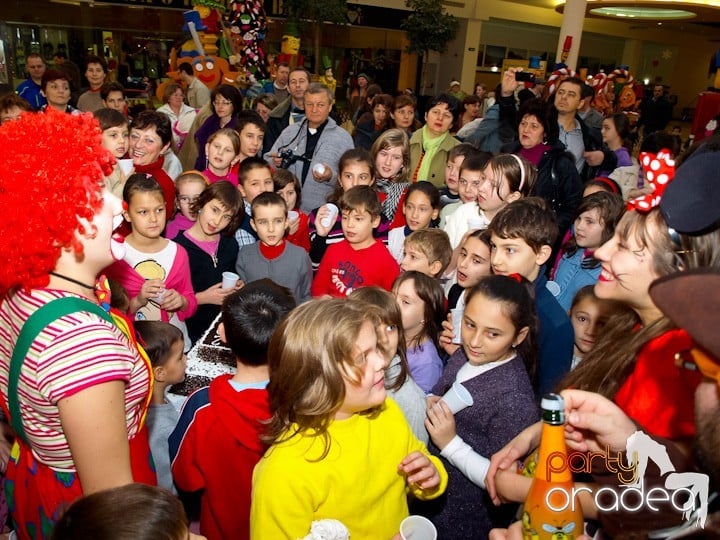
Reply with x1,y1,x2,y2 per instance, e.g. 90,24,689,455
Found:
515,71,536,83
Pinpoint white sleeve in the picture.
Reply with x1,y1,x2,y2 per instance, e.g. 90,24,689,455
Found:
440,435,490,488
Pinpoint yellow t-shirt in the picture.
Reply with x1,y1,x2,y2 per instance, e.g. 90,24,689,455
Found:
250,398,448,539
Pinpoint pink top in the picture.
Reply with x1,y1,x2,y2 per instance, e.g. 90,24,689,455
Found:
0,289,150,468
203,168,238,187
165,214,196,241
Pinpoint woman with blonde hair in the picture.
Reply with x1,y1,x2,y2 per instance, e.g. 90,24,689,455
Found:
156,83,197,152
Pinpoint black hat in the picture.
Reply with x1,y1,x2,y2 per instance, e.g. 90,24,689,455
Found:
660,152,720,234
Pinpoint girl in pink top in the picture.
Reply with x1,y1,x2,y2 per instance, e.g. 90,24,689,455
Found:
203,129,240,186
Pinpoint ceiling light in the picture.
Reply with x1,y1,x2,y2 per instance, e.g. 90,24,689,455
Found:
589,7,696,20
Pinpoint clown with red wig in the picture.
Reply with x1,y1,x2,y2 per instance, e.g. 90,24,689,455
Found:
0,110,157,539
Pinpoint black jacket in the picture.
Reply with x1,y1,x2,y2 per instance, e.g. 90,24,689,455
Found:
502,139,583,236
498,93,617,183
173,231,239,344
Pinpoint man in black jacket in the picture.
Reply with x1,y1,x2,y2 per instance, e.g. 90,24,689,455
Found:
638,84,673,137
262,67,310,154
497,71,616,184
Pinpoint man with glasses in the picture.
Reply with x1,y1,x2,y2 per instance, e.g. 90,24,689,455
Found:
263,67,310,154
265,83,353,213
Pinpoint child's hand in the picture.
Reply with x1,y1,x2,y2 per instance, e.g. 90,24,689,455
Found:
199,282,236,306
313,206,337,237
140,278,165,305
439,315,460,356
159,289,187,312
486,421,541,505
288,214,300,235
399,451,441,490
425,399,456,450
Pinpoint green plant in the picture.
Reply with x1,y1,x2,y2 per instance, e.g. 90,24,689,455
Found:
282,0,348,74
401,0,459,93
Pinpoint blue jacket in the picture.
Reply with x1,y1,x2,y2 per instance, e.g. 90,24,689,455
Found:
551,249,600,311
534,271,574,397
17,79,46,110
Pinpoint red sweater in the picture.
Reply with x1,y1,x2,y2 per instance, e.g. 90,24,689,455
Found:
134,156,176,218
614,328,701,440
311,239,400,297
169,375,270,540
287,211,311,252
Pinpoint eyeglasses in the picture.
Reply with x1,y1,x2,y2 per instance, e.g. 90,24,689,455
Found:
675,347,720,386
214,99,232,107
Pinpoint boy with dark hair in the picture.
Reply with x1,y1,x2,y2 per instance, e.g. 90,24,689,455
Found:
400,228,452,279
439,143,483,210
235,157,275,247
235,192,312,302
311,185,400,297
101,81,127,116
487,197,573,396
93,107,130,198
169,280,296,540
439,149,491,227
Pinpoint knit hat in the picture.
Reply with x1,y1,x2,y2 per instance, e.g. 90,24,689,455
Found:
660,152,720,234
449,80,460,87
357,73,369,83
650,268,720,361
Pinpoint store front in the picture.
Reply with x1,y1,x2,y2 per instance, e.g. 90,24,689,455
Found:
1,0,412,104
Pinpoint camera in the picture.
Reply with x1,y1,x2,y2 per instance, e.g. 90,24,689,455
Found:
279,148,305,169
515,71,536,83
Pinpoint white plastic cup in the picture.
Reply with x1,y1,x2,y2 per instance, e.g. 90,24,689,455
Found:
221,271,239,290
288,210,299,221
118,158,134,176
451,307,463,345
440,382,474,414
400,515,437,540
320,203,339,228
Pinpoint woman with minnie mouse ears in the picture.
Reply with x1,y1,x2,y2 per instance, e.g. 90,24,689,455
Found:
0,110,156,539
486,150,719,535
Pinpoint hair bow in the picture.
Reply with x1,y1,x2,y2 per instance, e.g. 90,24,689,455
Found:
507,273,523,284
626,149,675,212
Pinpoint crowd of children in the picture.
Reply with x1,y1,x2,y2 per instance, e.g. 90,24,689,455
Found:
3,79,716,540
93,121,636,538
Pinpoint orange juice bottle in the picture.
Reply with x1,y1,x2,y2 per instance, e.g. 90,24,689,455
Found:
522,393,583,540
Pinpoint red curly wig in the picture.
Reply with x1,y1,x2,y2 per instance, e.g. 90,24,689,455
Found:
0,109,115,296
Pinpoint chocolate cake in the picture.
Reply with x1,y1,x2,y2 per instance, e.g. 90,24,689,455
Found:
167,313,236,406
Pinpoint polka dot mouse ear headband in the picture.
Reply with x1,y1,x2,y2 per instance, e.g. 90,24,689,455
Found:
626,149,675,213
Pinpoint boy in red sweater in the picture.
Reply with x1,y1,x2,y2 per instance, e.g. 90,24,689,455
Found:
311,185,400,297
168,280,296,540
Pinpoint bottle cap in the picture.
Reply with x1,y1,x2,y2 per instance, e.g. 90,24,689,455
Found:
541,393,564,411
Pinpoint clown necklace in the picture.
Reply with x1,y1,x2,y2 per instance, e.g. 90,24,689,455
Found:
49,271,95,290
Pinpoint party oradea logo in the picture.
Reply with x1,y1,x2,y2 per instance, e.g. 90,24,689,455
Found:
543,430,709,529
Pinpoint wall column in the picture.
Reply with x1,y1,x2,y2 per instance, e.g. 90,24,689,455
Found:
555,0,586,70
460,19,482,94
621,38,642,73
